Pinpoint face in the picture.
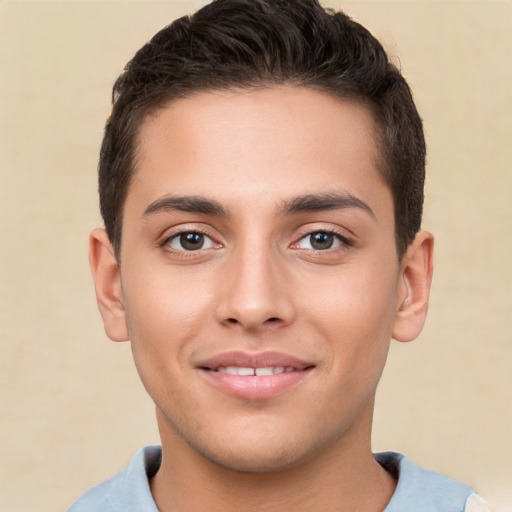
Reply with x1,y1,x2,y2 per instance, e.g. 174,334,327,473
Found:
104,87,412,472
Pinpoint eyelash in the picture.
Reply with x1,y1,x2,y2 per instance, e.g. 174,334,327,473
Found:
160,228,353,255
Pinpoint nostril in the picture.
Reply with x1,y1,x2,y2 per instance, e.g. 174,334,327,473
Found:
225,317,279,325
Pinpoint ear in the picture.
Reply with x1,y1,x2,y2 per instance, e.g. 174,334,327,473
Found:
89,228,129,342
392,231,434,342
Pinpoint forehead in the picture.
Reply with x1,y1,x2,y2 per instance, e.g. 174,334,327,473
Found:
128,86,391,217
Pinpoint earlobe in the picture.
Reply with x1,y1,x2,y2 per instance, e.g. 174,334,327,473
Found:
392,231,434,343
89,229,129,342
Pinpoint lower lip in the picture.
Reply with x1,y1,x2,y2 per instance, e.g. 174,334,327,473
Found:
198,368,313,400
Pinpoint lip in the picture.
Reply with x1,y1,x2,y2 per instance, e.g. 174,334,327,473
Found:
196,351,315,400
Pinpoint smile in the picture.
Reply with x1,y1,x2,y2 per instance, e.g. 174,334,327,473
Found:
197,351,315,400
211,366,298,376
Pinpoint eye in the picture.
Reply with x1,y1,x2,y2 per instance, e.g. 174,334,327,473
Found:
295,231,347,250
167,232,215,251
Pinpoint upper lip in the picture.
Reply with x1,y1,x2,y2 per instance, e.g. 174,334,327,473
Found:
196,351,315,370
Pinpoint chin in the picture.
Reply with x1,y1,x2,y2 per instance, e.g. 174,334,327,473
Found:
184,418,340,475
196,441,309,474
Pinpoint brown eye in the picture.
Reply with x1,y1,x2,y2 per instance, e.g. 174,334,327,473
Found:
310,232,334,250
296,231,347,251
168,232,214,251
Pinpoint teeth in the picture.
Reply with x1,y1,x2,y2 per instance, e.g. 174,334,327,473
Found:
255,367,273,376
216,366,290,376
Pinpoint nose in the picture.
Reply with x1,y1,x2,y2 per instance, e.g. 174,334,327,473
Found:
215,244,296,332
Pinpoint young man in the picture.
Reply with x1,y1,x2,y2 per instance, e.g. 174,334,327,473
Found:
70,1,491,510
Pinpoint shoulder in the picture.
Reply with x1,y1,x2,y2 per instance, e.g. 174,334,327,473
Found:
68,445,162,512
376,452,492,512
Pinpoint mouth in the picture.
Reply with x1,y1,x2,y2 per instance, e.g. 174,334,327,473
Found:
208,366,303,376
196,351,315,400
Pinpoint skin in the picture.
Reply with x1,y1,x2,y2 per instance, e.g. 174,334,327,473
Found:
90,86,433,511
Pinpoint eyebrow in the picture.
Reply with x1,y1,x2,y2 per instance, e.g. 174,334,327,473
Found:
278,191,376,219
143,195,228,217
142,191,375,220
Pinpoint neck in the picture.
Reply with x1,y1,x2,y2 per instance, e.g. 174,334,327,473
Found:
150,405,396,512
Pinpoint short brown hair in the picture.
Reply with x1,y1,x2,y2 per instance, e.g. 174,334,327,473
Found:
99,0,425,258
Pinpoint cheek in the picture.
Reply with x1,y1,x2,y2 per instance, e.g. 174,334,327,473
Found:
122,269,213,369
122,270,216,421
126,266,212,325
303,261,399,371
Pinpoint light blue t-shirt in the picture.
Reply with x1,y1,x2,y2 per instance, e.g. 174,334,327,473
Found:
69,446,480,511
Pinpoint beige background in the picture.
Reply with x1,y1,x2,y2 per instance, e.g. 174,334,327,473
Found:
1,1,510,511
